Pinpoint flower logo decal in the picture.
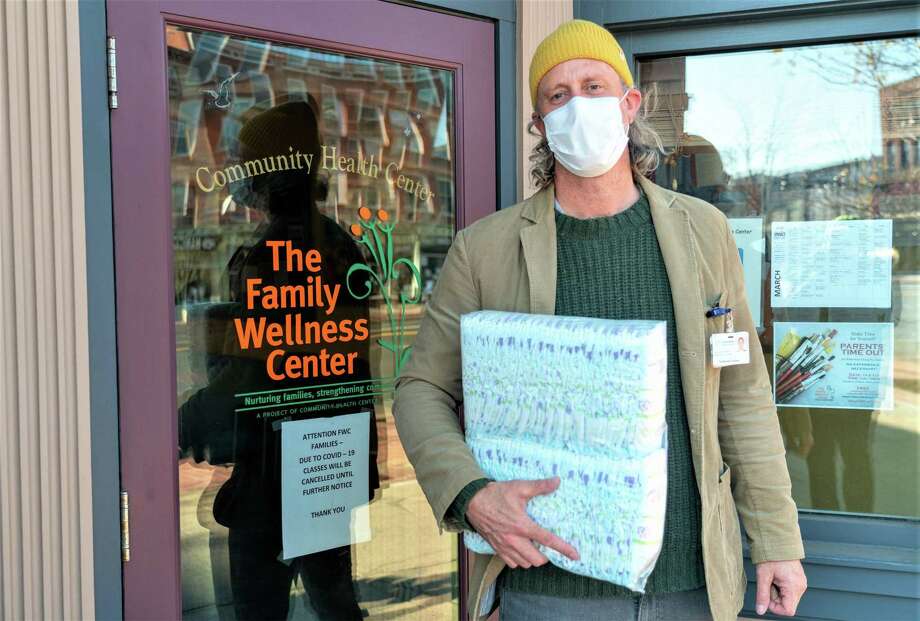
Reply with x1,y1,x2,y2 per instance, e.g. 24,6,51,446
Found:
347,207,422,376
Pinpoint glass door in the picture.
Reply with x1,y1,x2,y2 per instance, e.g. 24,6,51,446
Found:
108,3,495,619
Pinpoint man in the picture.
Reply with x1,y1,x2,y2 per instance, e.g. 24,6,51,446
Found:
393,19,806,621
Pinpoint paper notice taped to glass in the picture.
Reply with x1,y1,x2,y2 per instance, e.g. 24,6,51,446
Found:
281,411,371,559
771,219,892,308
773,322,894,410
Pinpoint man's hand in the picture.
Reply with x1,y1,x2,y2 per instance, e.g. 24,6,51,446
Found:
755,560,807,616
466,477,580,569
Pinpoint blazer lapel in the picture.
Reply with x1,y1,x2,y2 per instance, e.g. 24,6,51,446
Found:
639,175,706,438
520,185,557,315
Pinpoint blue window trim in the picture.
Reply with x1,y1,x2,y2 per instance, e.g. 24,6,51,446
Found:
575,1,920,619
80,2,515,620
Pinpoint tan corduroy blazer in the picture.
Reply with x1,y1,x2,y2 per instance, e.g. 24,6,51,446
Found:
393,173,804,621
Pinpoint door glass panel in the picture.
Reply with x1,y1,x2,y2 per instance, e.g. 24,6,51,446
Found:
169,24,458,619
639,37,919,519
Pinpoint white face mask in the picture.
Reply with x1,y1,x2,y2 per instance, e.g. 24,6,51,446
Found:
542,92,631,178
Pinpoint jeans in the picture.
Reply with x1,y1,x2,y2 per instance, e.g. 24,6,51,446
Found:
498,586,714,621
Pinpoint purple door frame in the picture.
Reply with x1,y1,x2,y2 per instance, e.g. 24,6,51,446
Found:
107,1,495,618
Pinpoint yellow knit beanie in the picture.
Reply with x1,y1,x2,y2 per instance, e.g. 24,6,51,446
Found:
529,19,634,105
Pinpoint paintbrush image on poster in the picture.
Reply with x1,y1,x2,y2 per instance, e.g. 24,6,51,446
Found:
773,322,894,410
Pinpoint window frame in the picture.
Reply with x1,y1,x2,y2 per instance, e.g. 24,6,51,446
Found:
575,0,920,618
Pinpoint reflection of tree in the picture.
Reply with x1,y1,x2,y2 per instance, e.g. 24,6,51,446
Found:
794,159,887,220
726,39,919,221
722,108,783,215
790,40,920,223
796,38,920,90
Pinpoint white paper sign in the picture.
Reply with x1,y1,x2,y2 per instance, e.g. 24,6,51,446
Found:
771,219,892,308
730,218,764,327
281,411,371,559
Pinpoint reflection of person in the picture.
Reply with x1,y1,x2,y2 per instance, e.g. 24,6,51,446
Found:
667,133,747,217
394,20,805,621
794,223,900,514
771,219,902,514
805,407,877,513
179,100,377,621
800,304,891,514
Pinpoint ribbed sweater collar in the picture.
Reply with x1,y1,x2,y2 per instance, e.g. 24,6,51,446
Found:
554,185,651,239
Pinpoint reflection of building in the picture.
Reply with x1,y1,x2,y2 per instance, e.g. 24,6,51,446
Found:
641,58,748,215
758,156,886,222
640,56,687,153
643,57,919,272
645,53,919,208
881,75,920,176
640,56,690,193
738,74,920,272
167,27,456,307
880,76,920,273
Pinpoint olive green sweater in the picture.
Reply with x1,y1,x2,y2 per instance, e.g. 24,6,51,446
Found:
449,185,706,597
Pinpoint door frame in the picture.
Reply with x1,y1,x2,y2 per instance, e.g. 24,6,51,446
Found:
106,1,499,618
79,1,123,620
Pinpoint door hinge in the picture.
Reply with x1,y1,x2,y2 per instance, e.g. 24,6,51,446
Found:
120,490,130,562
107,36,118,109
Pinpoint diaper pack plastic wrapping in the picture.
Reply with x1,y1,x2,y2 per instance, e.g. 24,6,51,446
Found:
460,311,668,592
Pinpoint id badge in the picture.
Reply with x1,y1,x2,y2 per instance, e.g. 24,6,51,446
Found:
710,331,750,368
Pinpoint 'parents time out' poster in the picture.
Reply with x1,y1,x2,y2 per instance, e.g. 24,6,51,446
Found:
773,322,894,410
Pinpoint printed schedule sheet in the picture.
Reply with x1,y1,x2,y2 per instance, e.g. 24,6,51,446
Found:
771,219,892,308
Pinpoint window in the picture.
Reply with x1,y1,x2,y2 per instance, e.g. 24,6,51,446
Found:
639,36,919,519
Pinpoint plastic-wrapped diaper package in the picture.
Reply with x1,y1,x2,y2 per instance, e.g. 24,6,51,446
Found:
460,310,668,592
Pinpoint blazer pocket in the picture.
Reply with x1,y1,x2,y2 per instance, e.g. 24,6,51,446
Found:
707,290,728,309
718,459,730,483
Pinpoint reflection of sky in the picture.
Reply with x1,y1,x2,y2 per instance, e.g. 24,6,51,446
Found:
683,40,917,176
